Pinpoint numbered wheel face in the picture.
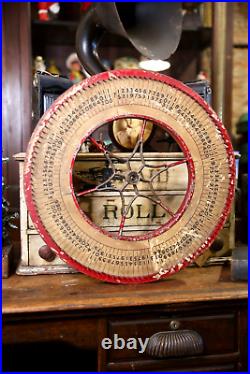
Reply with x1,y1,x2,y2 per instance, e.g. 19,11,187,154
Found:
24,70,235,283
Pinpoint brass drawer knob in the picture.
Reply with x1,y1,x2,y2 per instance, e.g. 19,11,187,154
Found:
146,329,204,358
169,320,180,330
38,245,56,262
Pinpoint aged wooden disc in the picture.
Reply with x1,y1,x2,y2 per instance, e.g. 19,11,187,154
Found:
24,70,235,283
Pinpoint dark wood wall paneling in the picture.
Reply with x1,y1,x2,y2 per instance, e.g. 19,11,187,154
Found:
211,3,233,135
2,3,32,211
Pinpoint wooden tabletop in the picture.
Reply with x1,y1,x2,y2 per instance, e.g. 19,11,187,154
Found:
2,265,247,315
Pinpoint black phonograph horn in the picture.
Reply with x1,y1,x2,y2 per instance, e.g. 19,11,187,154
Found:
76,2,183,76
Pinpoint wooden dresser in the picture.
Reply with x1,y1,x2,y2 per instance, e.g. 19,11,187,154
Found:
2,265,247,372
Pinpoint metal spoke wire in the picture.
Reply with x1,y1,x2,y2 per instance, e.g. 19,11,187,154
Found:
76,119,188,237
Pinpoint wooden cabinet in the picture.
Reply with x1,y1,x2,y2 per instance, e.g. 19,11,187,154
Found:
2,266,247,372
13,153,74,275
100,303,246,371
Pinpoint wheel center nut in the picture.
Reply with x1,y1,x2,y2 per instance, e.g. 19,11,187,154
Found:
126,171,140,184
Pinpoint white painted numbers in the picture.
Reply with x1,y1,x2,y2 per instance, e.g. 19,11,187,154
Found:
101,334,149,354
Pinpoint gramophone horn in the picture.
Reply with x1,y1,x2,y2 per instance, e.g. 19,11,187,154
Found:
76,2,183,75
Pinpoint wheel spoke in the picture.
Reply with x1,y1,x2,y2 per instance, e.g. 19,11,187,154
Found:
127,119,148,163
108,152,127,163
168,159,189,168
150,158,190,183
118,195,138,237
76,186,99,197
89,136,127,164
79,120,188,237
121,182,129,192
139,193,175,217
89,136,120,175
145,158,188,169
139,138,146,167
128,139,141,161
88,136,106,153
76,172,116,197
157,199,175,216
140,119,147,141
148,180,175,217
150,166,169,182
118,215,126,237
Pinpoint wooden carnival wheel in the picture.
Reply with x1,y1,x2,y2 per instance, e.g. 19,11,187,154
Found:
24,70,235,283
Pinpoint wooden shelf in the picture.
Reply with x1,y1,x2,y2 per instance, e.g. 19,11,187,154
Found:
31,19,212,50
2,265,247,315
32,19,78,28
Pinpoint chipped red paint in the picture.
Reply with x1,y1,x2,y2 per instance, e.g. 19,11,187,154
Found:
24,70,235,284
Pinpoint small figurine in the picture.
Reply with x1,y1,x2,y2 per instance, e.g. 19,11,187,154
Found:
47,60,60,75
66,53,84,83
80,2,92,12
34,56,46,72
197,71,208,81
37,2,60,21
114,57,139,70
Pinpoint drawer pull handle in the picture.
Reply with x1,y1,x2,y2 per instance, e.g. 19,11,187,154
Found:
38,245,56,262
146,330,203,358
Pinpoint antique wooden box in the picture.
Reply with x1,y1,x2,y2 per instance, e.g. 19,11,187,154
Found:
14,152,235,275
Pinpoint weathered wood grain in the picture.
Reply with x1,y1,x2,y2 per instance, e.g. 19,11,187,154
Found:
2,265,247,315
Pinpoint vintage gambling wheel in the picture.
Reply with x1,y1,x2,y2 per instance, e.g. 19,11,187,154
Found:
24,70,235,283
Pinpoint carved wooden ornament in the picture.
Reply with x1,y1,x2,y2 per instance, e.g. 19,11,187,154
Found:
24,70,235,283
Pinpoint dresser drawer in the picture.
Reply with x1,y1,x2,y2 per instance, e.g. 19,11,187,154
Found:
28,234,66,266
106,312,238,364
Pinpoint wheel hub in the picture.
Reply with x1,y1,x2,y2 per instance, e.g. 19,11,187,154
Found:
126,171,140,184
